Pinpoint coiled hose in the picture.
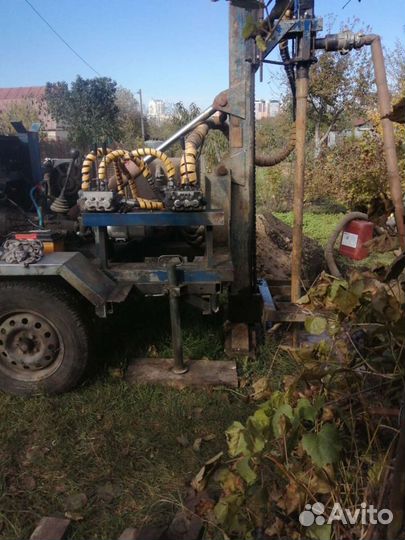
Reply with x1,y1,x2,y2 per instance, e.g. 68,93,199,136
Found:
279,39,296,119
256,4,297,168
255,126,296,166
81,147,111,191
98,149,151,199
130,148,176,182
180,123,210,185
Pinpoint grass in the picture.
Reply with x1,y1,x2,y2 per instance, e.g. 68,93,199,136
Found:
0,210,395,538
274,211,345,247
0,295,295,539
275,211,396,269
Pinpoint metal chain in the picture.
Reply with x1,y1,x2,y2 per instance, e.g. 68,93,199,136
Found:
1,239,44,266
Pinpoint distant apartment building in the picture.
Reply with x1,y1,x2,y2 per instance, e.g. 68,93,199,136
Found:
148,99,167,122
255,99,280,120
0,86,67,140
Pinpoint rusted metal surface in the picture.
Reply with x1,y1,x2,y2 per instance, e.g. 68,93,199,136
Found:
389,96,405,124
0,252,118,308
291,66,310,302
228,3,260,321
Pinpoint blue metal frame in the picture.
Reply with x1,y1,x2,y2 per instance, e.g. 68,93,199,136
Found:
82,210,225,228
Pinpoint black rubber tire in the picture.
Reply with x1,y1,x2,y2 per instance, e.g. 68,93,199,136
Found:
0,280,89,396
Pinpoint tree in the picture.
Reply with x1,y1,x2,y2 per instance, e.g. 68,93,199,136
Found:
387,33,405,95
308,20,375,156
115,87,146,149
0,98,44,136
148,101,202,156
45,76,120,151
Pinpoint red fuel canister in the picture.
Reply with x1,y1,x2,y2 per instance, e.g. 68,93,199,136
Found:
339,219,374,261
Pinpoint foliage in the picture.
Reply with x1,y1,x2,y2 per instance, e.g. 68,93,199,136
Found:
256,165,293,212
115,86,145,149
387,32,405,95
274,212,344,247
306,131,392,209
198,271,404,539
308,18,376,156
45,76,120,151
148,101,202,157
0,98,45,136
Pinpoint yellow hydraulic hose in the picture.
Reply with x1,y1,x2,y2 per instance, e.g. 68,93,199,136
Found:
112,161,125,196
98,149,151,199
130,148,176,181
180,123,209,185
81,147,111,191
135,197,164,210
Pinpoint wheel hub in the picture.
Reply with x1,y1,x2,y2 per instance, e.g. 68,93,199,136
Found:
0,313,60,372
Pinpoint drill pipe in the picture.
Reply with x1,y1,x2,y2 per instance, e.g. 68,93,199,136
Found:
291,65,310,303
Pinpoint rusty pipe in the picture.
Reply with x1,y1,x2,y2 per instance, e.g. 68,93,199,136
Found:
369,35,405,250
291,65,310,303
315,32,404,250
255,126,296,167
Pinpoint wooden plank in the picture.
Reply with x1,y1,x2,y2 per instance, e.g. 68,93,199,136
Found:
264,303,308,322
126,358,238,388
118,528,139,540
30,517,70,540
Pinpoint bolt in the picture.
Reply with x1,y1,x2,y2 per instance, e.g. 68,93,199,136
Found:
216,164,228,176
217,93,228,107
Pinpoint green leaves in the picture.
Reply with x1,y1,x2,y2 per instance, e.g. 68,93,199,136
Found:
305,316,327,335
272,404,294,437
226,422,251,458
295,398,318,423
302,424,342,467
307,523,332,540
236,457,257,485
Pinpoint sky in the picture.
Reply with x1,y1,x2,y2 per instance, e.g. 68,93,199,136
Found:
0,0,403,108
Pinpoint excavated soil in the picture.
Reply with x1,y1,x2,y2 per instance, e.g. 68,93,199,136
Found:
256,211,325,281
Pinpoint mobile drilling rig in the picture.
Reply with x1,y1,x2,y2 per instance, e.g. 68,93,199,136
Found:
0,0,402,395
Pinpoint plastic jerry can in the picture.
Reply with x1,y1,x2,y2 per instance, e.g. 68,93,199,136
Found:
339,219,373,260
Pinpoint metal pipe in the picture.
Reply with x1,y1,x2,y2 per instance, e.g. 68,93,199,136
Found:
315,32,404,250
291,64,310,303
369,36,405,250
167,263,188,374
143,106,216,165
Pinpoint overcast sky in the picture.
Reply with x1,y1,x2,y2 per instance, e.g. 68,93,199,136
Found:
1,0,403,107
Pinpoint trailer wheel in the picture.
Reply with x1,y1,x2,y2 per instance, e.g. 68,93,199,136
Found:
0,280,89,396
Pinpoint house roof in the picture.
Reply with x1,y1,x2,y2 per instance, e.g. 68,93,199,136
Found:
0,87,45,100
352,117,369,127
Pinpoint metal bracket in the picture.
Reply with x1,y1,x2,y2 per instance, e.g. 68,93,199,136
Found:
212,83,246,120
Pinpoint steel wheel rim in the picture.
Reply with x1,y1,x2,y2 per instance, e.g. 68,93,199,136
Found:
0,310,64,381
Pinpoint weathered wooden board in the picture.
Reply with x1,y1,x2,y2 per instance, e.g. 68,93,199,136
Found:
126,358,238,388
117,528,139,540
30,517,70,540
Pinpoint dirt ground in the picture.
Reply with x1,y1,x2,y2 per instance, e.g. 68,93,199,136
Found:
256,211,325,281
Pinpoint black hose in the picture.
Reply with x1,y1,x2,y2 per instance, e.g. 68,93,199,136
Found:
279,39,296,119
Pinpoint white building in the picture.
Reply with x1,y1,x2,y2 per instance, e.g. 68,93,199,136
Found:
255,99,280,120
148,99,167,122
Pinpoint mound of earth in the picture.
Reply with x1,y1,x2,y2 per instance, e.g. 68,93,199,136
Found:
256,211,325,281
